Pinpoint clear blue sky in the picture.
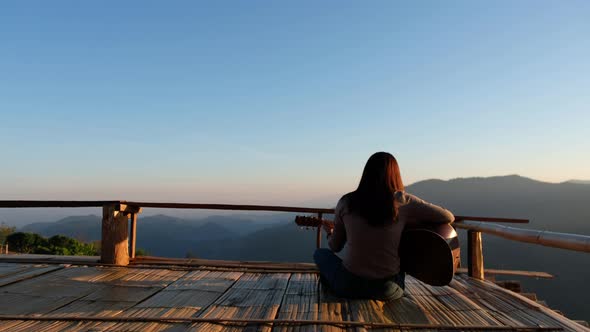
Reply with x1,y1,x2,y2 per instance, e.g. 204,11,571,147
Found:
1,1,589,204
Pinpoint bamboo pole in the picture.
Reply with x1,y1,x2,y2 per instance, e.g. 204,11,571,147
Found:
455,221,590,253
467,230,485,279
0,315,565,331
129,213,137,259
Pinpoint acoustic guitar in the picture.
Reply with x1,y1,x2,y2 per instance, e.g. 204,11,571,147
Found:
295,215,460,286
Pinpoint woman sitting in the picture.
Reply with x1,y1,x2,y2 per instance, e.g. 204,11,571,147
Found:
314,152,454,301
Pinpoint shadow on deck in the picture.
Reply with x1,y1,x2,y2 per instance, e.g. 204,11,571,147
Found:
0,255,587,331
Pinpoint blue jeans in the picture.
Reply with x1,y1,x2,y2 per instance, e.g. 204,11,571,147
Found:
313,248,405,301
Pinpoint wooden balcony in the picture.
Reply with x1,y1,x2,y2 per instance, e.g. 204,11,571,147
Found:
0,200,589,331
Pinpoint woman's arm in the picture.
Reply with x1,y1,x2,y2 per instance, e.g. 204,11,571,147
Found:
328,198,347,252
399,193,455,225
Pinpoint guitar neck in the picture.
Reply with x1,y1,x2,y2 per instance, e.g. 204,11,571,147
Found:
294,215,334,228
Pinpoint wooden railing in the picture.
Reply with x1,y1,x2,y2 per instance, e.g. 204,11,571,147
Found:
1,200,589,282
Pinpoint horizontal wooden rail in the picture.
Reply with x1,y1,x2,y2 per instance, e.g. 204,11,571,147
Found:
454,215,529,223
124,201,335,214
455,220,590,253
0,200,120,208
0,200,528,223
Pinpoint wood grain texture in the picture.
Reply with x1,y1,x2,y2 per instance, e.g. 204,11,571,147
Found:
0,262,586,331
467,230,485,280
190,273,290,332
101,204,130,266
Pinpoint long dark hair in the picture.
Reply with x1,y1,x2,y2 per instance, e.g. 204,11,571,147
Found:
347,152,405,226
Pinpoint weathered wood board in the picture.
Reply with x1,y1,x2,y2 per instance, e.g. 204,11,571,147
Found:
0,262,587,332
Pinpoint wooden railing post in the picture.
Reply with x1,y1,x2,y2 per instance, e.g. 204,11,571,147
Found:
316,213,323,249
467,230,485,279
129,213,138,259
101,203,142,266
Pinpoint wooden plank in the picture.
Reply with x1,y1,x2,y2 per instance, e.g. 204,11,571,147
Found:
451,274,589,331
133,256,318,272
0,263,585,331
131,271,242,314
456,267,553,279
0,266,184,323
49,268,194,332
317,284,350,332
101,204,130,266
49,300,136,317
164,270,243,292
189,272,290,332
274,273,322,332
82,285,162,302
0,254,100,265
467,230,484,279
0,293,78,315
0,320,102,332
348,299,398,332
106,268,185,287
1,273,101,299
397,276,509,329
122,270,243,320
382,296,431,325
0,264,62,287
0,263,30,277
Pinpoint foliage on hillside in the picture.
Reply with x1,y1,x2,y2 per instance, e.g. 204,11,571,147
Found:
0,223,16,245
6,232,99,256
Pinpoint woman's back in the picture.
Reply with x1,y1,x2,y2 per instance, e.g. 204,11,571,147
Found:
329,191,454,280
314,152,455,300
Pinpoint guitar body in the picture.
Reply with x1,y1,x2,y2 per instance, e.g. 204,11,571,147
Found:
399,223,460,286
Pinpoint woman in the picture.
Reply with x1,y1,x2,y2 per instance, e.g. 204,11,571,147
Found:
314,152,454,301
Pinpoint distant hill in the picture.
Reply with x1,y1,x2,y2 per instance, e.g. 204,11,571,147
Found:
21,215,101,242
566,179,590,185
189,222,319,262
408,174,590,234
20,214,288,258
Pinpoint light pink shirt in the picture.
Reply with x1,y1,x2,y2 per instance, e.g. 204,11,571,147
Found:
328,191,455,279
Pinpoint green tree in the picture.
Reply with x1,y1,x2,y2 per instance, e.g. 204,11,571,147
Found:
6,232,99,256
0,223,16,245
6,232,48,253
135,248,149,257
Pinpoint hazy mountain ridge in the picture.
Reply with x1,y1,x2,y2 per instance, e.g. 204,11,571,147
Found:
566,179,590,185
19,213,290,258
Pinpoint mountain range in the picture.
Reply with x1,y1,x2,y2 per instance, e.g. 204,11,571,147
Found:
16,175,590,321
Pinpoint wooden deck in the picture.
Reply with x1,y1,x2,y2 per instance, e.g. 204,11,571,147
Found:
0,257,587,331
